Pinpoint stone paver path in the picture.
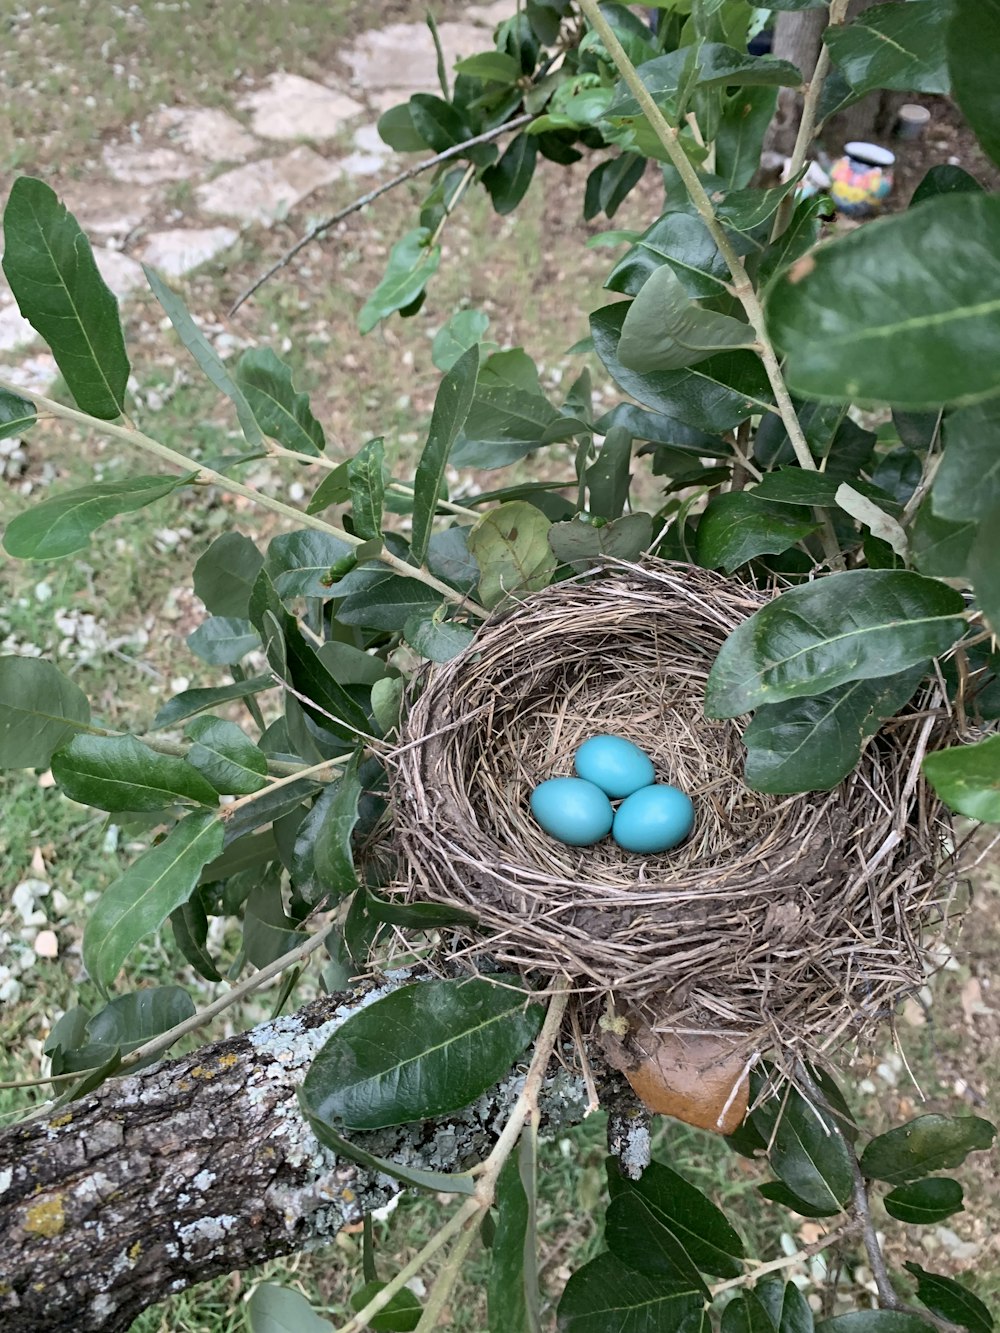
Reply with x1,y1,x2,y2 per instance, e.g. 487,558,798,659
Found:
0,3,509,385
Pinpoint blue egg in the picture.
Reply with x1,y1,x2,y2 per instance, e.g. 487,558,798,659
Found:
574,734,656,799
613,784,695,854
530,777,614,847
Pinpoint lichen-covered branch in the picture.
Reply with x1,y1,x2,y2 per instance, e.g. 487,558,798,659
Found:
0,972,589,1333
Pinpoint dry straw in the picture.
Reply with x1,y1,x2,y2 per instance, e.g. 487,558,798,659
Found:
390,561,961,1055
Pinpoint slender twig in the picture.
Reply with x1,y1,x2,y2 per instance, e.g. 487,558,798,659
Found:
413,1219,480,1333
230,114,534,314
0,379,486,615
709,1221,858,1296
220,755,346,819
770,0,851,243
576,0,844,571
428,162,476,249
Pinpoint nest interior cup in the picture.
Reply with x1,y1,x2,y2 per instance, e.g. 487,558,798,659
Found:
391,562,957,1053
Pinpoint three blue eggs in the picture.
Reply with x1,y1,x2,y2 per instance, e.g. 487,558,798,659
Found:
529,734,694,855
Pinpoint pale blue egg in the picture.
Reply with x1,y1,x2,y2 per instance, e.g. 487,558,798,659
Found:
613,784,695,854
530,777,614,846
574,734,655,799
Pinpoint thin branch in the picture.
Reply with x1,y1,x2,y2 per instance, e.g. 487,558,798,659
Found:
413,1220,480,1333
220,754,347,819
230,114,534,314
428,161,476,249
709,1221,858,1296
576,0,844,571
770,0,851,243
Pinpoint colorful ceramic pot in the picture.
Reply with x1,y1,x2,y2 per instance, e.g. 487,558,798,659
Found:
829,142,895,217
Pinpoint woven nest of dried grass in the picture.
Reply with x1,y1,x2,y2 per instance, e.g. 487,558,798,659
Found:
389,561,961,1055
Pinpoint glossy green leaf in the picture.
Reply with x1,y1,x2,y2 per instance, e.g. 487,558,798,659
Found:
359,228,441,334
751,469,890,510
749,1083,854,1212
619,266,757,372
234,347,325,456
170,891,222,983
336,569,442,631
696,492,817,574
705,571,966,719
408,94,491,164
0,387,36,440
0,655,91,768
757,1181,840,1219
583,153,645,221
266,530,353,600
193,532,263,618
969,508,1000,634
911,165,984,207
948,0,1000,168
824,1,950,99
301,1103,476,1195
431,309,491,372
860,1115,996,1186
605,1160,744,1287
83,810,224,991
922,736,1000,823
884,1178,964,1225
2,177,130,419
184,716,268,796
607,211,737,301
52,733,218,811
452,385,581,469
307,461,351,513
300,976,544,1129
743,668,925,794
488,1142,540,1333
348,436,386,542
152,675,274,730
187,616,260,666
4,475,190,560
64,985,196,1070
468,501,557,608
909,501,975,578
361,889,477,930
484,134,538,215
247,1282,333,1333
591,302,772,433
456,49,521,82
377,101,428,153
549,512,653,569
144,264,264,447
411,345,479,564
243,880,307,968
312,755,363,900
350,1281,422,1333
934,400,1000,521
903,1262,993,1333
556,1252,703,1333
716,180,801,233
586,426,631,519
371,677,404,737
717,86,779,190
403,613,476,662
815,1315,939,1333
694,45,802,89
768,195,1000,408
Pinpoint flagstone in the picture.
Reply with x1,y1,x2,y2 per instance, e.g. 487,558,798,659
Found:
139,226,239,278
194,147,340,224
239,73,364,141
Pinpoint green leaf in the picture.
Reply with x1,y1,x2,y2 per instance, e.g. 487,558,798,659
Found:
468,501,557,608
911,165,984,207
860,1115,996,1186
591,302,772,434
717,86,779,190
65,985,196,1070
359,228,442,335
0,655,90,768
234,348,326,456
949,0,1000,167
549,512,653,569
969,509,1000,634
455,49,521,82
52,733,218,811
170,891,222,983
83,810,224,991
705,571,966,720
606,212,736,301
585,426,631,520
484,134,539,215
815,1316,939,1333
694,45,802,89
934,399,1000,521
403,613,476,662
488,1145,540,1333
767,195,1000,408
750,1083,854,1212
884,1178,964,1225
307,462,351,513
451,384,577,469
300,1103,476,1194
583,153,646,221
824,1,950,99
4,475,190,560
2,176,130,419
184,716,268,796
922,737,1000,823
247,1282,334,1333
266,530,353,600
350,1281,422,1333
371,677,404,737
757,1181,841,1219
605,1159,744,1288
336,569,442,632
695,492,818,574
716,180,802,233
0,387,36,440
300,976,544,1130
432,309,491,372
313,755,363,900
743,668,925,794
152,675,274,730
903,1262,993,1333
187,616,260,666
193,533,263,618
751,469,889,509
618,266,757,372
411,345,479,564
143,264,264,447
556,1252,704,1333
348,437,386,542
243,879,307,968
909,501,976,578
377,101,428,153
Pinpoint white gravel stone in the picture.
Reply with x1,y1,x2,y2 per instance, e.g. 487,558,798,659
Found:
0,303,37,353
102,142,193,185
150,106,259,162
139,226,238,278
239,73,364,141
195,147,340,224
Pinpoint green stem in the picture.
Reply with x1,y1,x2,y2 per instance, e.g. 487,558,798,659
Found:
576,0,845,571
0,379,486,614
413,1221,479,1333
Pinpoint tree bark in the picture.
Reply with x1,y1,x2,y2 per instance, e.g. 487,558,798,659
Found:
0,971,593,1333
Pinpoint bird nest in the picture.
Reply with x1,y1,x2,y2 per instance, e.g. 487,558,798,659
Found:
389,561,961,1055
